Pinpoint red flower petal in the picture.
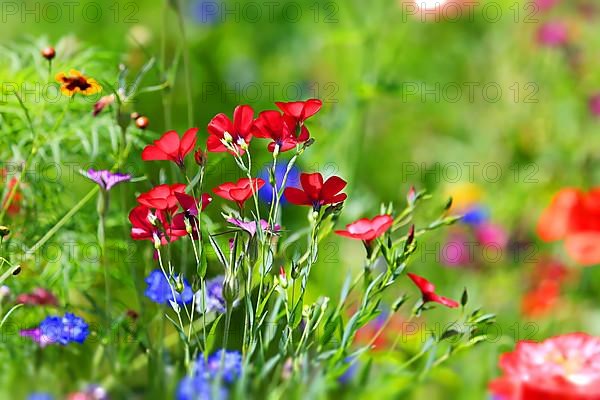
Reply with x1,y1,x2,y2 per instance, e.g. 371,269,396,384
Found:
537,188,581,241
180,127,198,158
283,187,311,206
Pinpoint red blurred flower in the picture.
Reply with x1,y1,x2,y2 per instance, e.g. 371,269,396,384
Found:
283,172,347,211
489,333,600,400
136,184,187,212
335,215,393,243
407,273,459,308
521,280,560,318
129,205,187,245
537,188,600,265
1,169,22,216
252,110,298,152
141,128,198,168
213,178,265,209
275,99,322,143
16,288,58,307
207,105,254,154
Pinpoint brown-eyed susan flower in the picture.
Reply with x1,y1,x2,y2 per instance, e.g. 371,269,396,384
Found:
55,69,102,96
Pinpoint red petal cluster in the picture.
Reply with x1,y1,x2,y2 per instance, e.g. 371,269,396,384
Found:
407,273,459,308
207,105,254,154
335,215,393,243
213,178,265,209
283,172,347,211
142,128,198,168
537,188,600,265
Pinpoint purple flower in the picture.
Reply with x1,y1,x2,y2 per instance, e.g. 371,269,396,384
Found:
83,169,131,191
537,21,569,47
226,218,281,237
144,269,193,305
589,93,600,117
441,232,472,267
21,313,89,346
195,275,226,314
338,357,358,385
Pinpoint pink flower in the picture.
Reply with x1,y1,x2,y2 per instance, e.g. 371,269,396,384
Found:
537,21,569,47
589,93,600,117
335,215,394,243
490,333,600,399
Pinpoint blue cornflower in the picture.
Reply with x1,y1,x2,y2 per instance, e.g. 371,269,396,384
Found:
338,357,358,385
61,312,89,344
176,350,242,400
23,313,89,346
258,162,300,205
27,394,54,400
144,269,194,305
195,275,226,315
461,205,489,225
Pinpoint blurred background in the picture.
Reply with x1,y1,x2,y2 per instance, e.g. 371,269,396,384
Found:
2,0,600,398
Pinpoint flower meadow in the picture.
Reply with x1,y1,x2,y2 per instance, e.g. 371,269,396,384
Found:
2,0,600,399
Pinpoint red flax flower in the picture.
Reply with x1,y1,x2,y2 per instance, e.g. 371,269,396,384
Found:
275,99,322,142
335,215,394,244
213,178,265,209
141,128,198,168
283,172,347,211
171,192,213,237
537,188,600,265
252,110,298,152
407,273,459,308
137,184,187,212
129,206,187,245
207,105,254,154
489,333,600,400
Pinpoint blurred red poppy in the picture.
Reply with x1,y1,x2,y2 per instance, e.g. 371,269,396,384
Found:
537,188,600,265
490,333,600,400
207,105,254,154
407,273,459,308
142,128,198,168
283,172,347,211
335,215,393,243
213,178,265,209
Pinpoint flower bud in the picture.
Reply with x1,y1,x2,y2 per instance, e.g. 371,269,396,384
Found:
12,266,21,276
223,273,239,305
273,144,280,158
135,116,149,130
41,47,56,60
175,275,185,293
407,186,417,206
152,233,161,249
278,266,288,289
194,149,207,167
184,218,193,234
0,226,10,238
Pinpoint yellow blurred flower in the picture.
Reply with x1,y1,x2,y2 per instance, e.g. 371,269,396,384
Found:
55,69,102,97
445,182,482,210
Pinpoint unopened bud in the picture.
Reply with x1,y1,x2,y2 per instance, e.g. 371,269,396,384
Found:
278,266,288,289
194,149,207,167
153,233,161,249
175,276,185,293
223,274,239,305
184,218,193,234
135,116,149,130
12,266,21,276
41,47,55,60
407,186,416,206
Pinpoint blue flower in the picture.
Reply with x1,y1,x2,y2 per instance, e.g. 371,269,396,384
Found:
144,269,194,305
176,350,242,400
25,313,89,346
195,275,226,314
61,312,89,344
461,205,489,225
191,0,221,25
27,394,54,400
39,316,64,343
258,163,300,205
338,357,358,385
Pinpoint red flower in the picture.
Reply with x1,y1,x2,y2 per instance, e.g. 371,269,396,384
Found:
407,273,459,308
537,188,600,265
335,215,394,243
521,280,560,318
252,110,298,152
283,172,347,211
1,169,22,215
213,178,265,208
141,128,198,168
275,99,322,142
129,205,187,245
207,105,254,154
16,288,58,307
171,192,213,238
136,184,187,211
489,333,600,400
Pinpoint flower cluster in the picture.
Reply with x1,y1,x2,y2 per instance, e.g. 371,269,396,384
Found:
176,350,242,400
21,313,89,346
